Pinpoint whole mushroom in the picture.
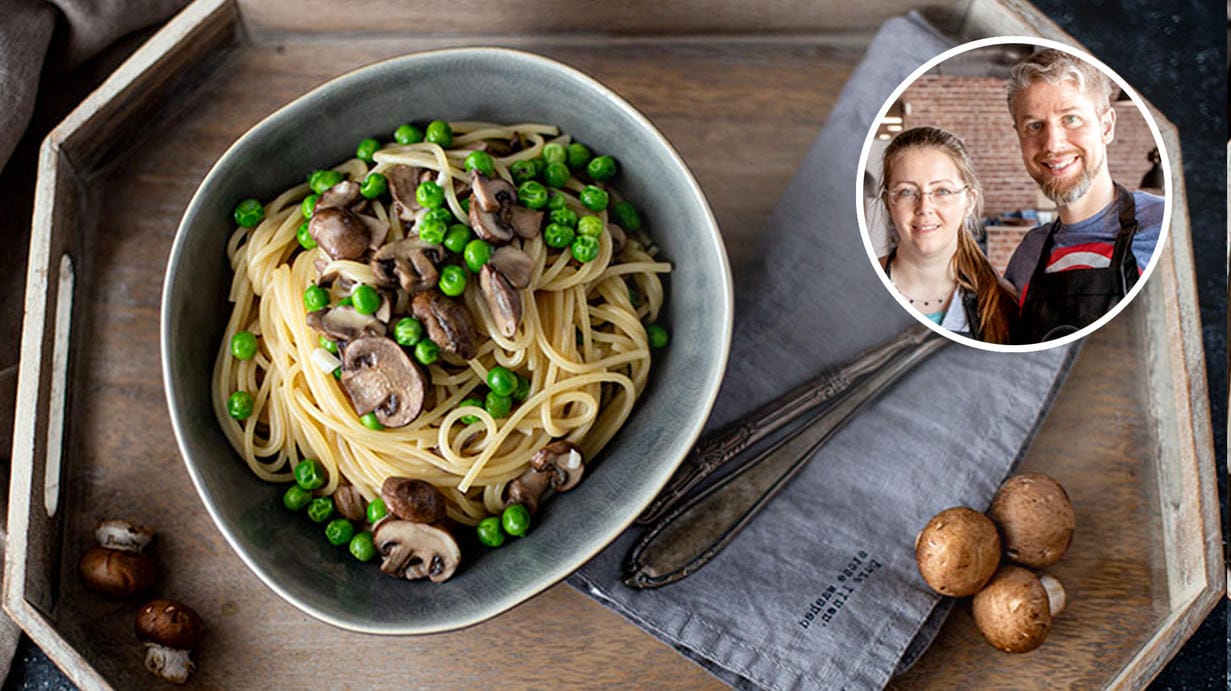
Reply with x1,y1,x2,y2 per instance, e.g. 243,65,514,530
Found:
971,565,1067,653
135,599,204,684
915,506,1001,597
78,519,157,599
987,472,1076,569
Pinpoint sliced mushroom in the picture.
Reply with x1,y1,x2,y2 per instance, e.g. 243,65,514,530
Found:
315,179,361,211
468,172,516,243
135,599,204,684
386,164,424,222
371,237,440,295
531,440,585,491
503,466,553,515
411,290,479,360
356,213,391,251
509,206,544,240
489,245,535,289
380,477,448,524
333,485,367,522
479,265,521,339
307,305,386,342
309,207,370,261
340,336,428,427
373,520,461,583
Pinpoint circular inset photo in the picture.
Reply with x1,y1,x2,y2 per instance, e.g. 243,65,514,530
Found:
857,38,1170,351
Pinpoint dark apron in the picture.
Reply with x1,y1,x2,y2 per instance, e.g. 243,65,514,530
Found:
1018,184,1140,343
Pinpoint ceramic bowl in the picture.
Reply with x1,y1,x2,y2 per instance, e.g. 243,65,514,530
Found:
161,46,732,633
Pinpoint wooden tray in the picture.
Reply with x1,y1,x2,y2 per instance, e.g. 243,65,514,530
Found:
6,0,1220,688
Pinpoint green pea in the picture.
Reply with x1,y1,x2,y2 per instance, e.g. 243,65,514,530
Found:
460,197,471,214
646,323,669,349
349,532,377,561
577,215,603,238
612,200,642,232
320,335,338,354
580,185,609,211
294,458,326,490
301,194,319,219
443,224,472,253
458,397,484,425
465,150,495,177
510,159,538,184
230,331,258,360
464,239,492,273
393,317,423,346
416,180,444,209
485,391,512,419
587,155,617,182
543,223,575,249
512,375,531,402
332,367,342,380
439,264,467,297
326,518,356,546
296,221,316,249
418,218,447,245
233,198,264,228
359,412,384,430
571,235,600,263
414,339,440,366
338,296,353,308
541,143,567,165
366,497,388,523
425,120,453,147
283,485,312,511
549,207,578,229
227,391,254,420
543,162,570,188
518,181,549,209
547,191,568,210
356,137,380,164
308,169,344,194
304,285,329,312
351,285,381,315
566,142,592,169
477,516,505,547
307,496,334,523
486,366,518,396
360,172,388,199
502,503,531,537
394,123,424,145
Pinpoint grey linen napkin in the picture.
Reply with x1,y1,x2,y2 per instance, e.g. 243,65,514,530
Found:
569,14,1077,690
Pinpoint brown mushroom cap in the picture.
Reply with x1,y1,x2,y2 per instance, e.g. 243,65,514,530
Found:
333,485,367,522
340,336,428,427
411,290,479,360
136,599,204,650
373,520,461,583
79,545,158,598
380,477,447,524
971,566,1066,653
309,207,370,261
915,506,1001,597
987,473,1076,569
315,179,361,211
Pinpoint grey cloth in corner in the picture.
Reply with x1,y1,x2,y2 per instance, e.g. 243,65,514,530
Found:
569,13,1077,690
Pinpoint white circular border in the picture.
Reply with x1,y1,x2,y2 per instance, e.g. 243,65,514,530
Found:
855,36,1173,353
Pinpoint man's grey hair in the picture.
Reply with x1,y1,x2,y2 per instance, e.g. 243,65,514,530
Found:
1006,48,1117,120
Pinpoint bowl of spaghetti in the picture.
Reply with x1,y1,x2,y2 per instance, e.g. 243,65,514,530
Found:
161,47,731,633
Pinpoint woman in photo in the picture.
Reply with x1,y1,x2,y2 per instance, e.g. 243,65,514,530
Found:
878,126,1019,344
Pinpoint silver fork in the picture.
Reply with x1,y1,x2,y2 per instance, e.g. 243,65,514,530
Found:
624,324,947,589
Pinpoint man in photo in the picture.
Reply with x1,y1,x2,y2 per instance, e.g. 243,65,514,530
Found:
1002,48,1164,343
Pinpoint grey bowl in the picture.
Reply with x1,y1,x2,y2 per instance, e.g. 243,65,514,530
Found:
160,47,732,634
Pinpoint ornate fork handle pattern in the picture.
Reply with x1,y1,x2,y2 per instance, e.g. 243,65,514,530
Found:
635,323,938,525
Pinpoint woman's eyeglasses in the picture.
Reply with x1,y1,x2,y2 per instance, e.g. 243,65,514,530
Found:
885,185,969,207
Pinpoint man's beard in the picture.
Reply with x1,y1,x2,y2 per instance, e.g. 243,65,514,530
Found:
1034,151,1104,207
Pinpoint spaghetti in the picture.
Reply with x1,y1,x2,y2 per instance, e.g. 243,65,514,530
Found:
212,121,670,551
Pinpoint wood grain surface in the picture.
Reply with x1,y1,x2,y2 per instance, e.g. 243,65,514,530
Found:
7,1,1219,688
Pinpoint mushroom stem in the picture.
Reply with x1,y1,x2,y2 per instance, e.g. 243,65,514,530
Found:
1038,573,1067,616
143,643,195,685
